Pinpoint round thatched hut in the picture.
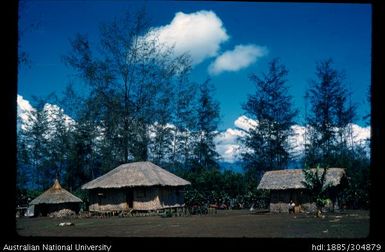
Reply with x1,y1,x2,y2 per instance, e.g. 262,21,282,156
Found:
29,179,83,217
257,168,346,213
81,161,191,212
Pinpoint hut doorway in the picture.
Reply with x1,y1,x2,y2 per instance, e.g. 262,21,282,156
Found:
126,190,133,208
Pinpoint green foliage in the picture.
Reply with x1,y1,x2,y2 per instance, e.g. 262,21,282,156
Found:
181,167,269,210
243,189,269,209
18,95,65,190
184,187,206,207
160,209,173,218
302,165,332,211
17,8,203,192
339,146,370,209
72,189,89,211
16,188,43,207
192,79,221,171
64,9,189,166
242,58,298,180
171,66,198,169
302,59,369,210
16,10,369,212
304,58,356,167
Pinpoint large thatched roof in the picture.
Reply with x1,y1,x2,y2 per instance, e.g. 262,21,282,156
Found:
30,179,82,205
257,168,346,190
81,161,191,190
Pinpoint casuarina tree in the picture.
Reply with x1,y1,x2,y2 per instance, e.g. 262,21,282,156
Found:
241,58,298,182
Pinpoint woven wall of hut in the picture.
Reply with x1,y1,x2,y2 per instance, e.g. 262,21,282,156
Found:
269,189,314,213
133,187,162,210
89,189,128,212
34,202,81,216
88,186,185,211
270,189,293,213
269,189,337,213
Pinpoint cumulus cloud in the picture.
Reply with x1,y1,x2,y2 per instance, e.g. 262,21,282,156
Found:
215,128,245,163
17,95,35,122
208,44,268,75
350,123,370,144
17,95,36,131
288,124,306,156
17,95,75,134
216,115,371,163
234,115,258,131
43,103,75,128
145,10,229,65
216,144,241,163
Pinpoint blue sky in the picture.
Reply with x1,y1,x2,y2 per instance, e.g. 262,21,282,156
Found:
18,1,371,130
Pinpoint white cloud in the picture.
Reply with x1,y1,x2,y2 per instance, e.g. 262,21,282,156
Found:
208,44,268,75
144,10,229,65
17,95,35,122
43,103,75,128
18,95,370,164
217,115,371,163
234,115,257,131
350,123,370,144
17,95,75,134
215,128,245,163
216,144,241,163
216,128,245,144
17,95,36,131
288,124,306,156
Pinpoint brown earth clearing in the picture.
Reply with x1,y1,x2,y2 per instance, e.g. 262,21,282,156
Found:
16,209,369,238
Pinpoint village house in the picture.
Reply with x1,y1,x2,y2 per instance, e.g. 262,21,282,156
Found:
29,179,83,217
257,168,346,213
81,161,191,213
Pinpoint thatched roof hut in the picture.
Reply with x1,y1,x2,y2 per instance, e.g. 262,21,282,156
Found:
82,161,191,212
257,168,346,190
257,168,346,213
82,161,190,189
30,179,82,217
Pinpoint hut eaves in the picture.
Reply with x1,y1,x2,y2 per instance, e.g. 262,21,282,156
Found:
257,168,346,190
81,161,191,190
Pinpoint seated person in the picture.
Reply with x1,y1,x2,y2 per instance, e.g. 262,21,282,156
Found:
288,200,295,213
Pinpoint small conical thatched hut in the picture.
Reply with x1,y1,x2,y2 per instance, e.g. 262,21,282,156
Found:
30,179,82,217
82,161,191,212
257,168,346,213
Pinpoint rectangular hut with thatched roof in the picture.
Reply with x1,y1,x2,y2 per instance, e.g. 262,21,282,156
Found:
257,168,346,213
29,179,83,217
81,161,191,212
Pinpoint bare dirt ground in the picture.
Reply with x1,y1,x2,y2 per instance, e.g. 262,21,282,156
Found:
16,209,369,238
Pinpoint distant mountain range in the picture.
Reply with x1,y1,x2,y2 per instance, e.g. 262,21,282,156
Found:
218,161,244,173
